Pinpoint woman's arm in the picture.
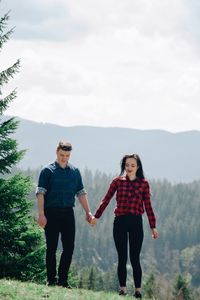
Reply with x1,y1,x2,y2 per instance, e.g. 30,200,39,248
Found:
94,178,118,219
143,180,157,230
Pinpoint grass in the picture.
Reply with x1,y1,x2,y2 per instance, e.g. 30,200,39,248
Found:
0,279,148,300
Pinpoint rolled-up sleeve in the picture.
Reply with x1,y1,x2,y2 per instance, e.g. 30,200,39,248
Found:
76,169,87,196
76,188,87,196
35,168,50,196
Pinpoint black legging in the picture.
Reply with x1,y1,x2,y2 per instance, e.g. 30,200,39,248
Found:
44,207,75,284
113,214,144,288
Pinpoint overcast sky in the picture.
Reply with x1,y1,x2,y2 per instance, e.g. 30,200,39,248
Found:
1,0,200,132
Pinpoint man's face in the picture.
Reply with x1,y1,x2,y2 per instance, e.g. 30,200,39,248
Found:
56,149,71,167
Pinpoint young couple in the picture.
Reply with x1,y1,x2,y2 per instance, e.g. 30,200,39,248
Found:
36,141,158,299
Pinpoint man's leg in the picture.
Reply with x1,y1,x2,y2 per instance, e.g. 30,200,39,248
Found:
45,210,60,285
58,209,75,287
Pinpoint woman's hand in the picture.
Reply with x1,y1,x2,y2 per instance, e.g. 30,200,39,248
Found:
151,228,158,239
90,217,97,226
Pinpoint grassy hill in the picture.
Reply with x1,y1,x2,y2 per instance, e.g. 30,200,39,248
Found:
0,279,148,300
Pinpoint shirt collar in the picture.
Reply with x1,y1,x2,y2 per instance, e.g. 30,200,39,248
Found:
55,161,69,169
125,175,138,182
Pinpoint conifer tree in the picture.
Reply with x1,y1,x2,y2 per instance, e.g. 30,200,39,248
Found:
173,274,194,300
143,273,157,299
0,9,45,281
88,266,95,290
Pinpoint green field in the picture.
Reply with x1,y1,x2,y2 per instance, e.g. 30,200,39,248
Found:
0,279,149,300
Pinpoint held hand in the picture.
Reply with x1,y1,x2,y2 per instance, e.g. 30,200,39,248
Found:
85,212,97,226
86,212,94,224
37,214,47,228
151,228,158,239
90,217,97,226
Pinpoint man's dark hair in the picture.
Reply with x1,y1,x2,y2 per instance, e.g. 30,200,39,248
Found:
57,141,72,151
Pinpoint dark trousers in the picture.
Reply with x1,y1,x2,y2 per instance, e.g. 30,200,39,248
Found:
44,207,75,284
113,214,144,288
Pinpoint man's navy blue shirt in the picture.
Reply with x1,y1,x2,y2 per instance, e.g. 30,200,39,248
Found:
36,161,86,208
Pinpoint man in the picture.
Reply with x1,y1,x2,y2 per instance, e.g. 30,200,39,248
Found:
36,140,93,287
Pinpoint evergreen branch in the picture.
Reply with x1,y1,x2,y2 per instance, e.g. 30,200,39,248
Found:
0,27,14,49
0,60,20,86
0,149,25,174
0,90,17,114
0,138,19,153
0,11,11,33
0,118,19,137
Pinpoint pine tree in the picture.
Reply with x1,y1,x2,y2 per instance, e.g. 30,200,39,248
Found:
143,273,157,299
173,274,194,300
88,266,95,290
0,9,45,281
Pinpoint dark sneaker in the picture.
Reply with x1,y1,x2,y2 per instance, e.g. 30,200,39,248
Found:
134,291,142,299
119,289,127,296
57,281,71,289
47,279,57,286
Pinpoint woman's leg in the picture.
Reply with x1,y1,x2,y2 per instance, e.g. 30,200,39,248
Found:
113,216,128,288
128,215,144,289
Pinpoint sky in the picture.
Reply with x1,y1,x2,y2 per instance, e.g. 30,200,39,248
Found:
1,0,200,132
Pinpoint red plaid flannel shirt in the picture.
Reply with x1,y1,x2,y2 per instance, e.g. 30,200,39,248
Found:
94,176,156,228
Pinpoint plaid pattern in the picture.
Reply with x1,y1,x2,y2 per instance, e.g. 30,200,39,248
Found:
94,176,156,228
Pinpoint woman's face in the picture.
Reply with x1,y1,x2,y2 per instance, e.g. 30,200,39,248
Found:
125,157,138,177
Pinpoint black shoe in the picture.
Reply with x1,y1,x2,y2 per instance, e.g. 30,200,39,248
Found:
57,281,71,289
134,291,142,299
119,289,127,296
47,279,57,286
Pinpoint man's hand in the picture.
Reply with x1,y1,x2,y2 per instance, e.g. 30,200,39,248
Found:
37,214,47,228
86,212,96,226
86,211,93,223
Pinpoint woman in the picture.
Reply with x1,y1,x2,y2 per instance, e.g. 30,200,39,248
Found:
92,154,158,299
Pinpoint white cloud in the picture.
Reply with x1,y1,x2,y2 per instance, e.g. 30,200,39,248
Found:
2,0,200,132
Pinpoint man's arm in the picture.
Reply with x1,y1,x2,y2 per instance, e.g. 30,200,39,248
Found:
78,194,94,224
37,193,47,228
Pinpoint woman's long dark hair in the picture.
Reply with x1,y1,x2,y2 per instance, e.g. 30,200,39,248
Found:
120,154,145,179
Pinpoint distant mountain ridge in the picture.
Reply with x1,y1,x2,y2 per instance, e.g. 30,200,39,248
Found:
6,116,200,183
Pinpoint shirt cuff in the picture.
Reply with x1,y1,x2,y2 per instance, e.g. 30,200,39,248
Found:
35,187,47,195
150,223,156,229
76,188,87,196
